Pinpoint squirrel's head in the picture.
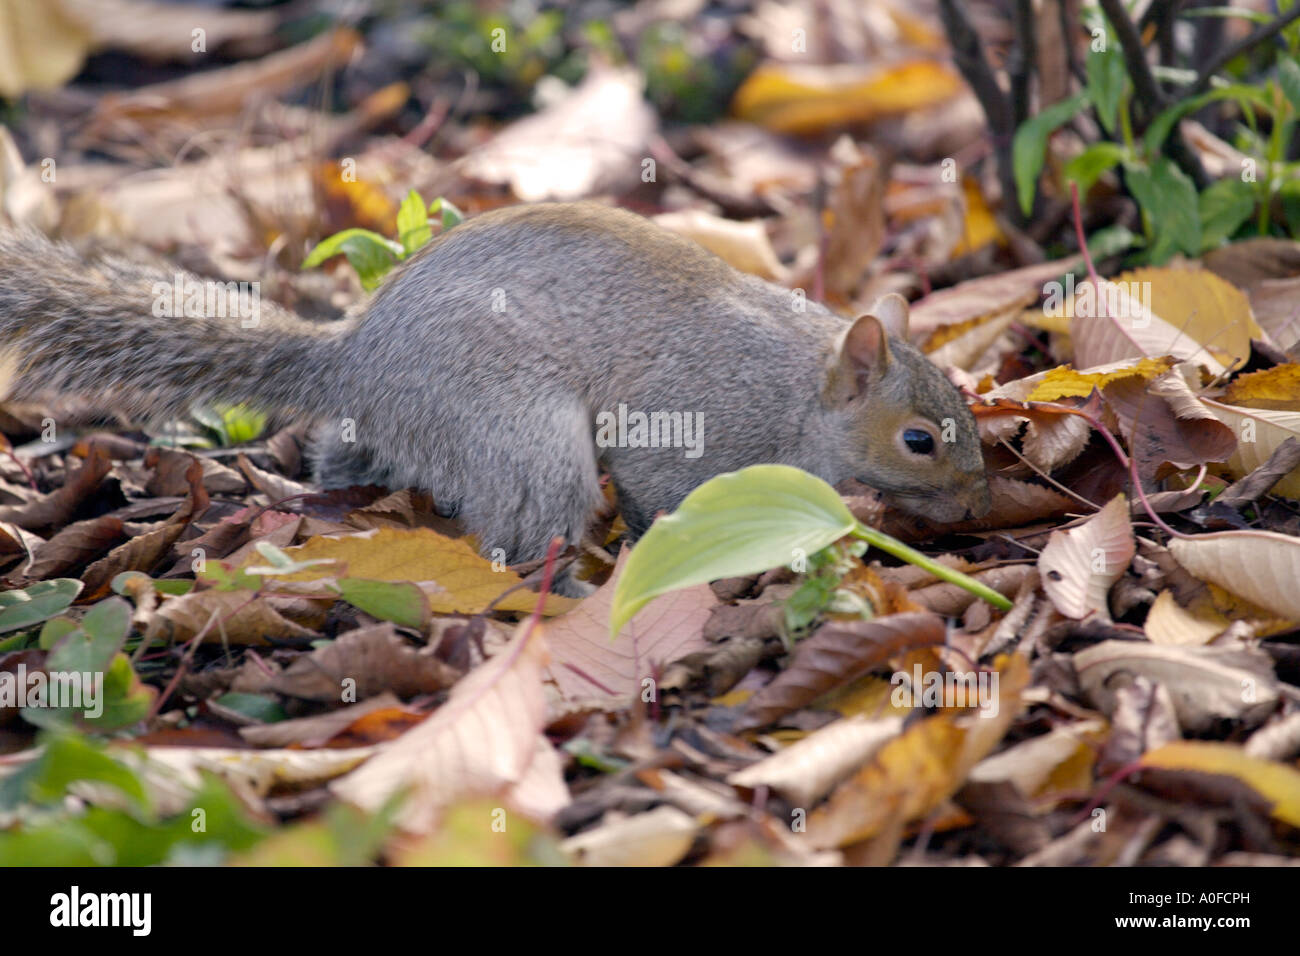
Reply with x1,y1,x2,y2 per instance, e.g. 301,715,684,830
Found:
824,294,991,524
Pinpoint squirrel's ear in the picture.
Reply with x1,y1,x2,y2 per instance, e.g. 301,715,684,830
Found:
827,313,891,403
842,313,892,376
867,293,910,339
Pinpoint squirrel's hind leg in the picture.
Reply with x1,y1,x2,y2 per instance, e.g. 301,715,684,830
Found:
456,399,603,584
309,430,397,491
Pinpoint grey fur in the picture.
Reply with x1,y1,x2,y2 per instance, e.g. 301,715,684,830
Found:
0,203,990,567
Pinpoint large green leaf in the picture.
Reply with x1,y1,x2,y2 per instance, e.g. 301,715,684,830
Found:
1013,92,1089,216
608,465,856,638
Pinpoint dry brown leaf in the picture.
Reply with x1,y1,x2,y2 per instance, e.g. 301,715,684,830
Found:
909,258,1076,340
1038,494,1134,621
1103,365,1237,477
330,618,564,833
0,446,111,531
652,209,787,281
1096,675,1181,773
1074,640,1279,732
727,714,904,807
144,588,318,646
81,28,360,143
1242,277,1300,351
560,804,698,867
807,654,1029,851
969,718,1106,796
270,621,460,702
1069,279,1226,376
735,611,947,731
821,137,886,298
1144,590,1229,646
239,692,408,748
462,65,656,201
544,548,716,706
1168,529,1300,619
19,516,124,582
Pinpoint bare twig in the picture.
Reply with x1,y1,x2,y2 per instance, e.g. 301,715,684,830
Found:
1010,0,1038,128
1189,3,1300,96
1097,0,1209,187
936,0,1023,223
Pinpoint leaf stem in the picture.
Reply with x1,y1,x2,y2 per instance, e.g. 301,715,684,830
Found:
850,524,1013,611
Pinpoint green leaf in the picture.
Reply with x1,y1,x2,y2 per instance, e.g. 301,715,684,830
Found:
1198,177,1257,250
337,578,429,629
1279,57,1300,114
0,732,148,813
243,541,333,576
37,616,78,650
429,197,465,230
1125,158,1201,263
214,692,287,724
0,775,266,866
217,403,267,445
608,465,856,639
302,228,402,291
1086,224,1141,260
27,599,152,731
1064,141,1127,197
1086,39,1127,134
0,580,83,635
46,597,130,675
1280,178,1300,237
396,190,432,256
1013,92,1089,216
1145,84,1272,156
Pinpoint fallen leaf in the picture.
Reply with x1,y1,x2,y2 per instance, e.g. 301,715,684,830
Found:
1038,494,1134,621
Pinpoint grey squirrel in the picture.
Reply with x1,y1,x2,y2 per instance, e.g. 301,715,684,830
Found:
0,202,990,577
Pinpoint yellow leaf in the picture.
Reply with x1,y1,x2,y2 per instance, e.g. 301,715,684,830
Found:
1221,364,1300,411
732,60,963,135
262,527,577,616
1027,357,1175,401
0,0,94,98
1139,741,1300,827
952,177,1003,257
1118,266,1260,369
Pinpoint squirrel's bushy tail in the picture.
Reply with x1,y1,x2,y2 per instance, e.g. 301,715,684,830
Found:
0,228,343,420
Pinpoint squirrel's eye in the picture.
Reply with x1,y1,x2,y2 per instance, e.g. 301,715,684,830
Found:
902,428,935,455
